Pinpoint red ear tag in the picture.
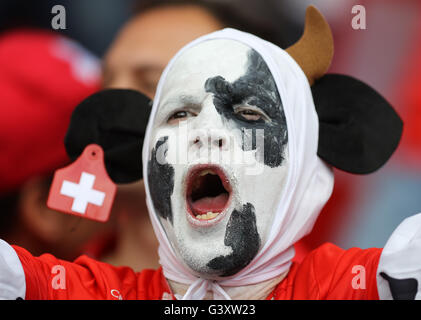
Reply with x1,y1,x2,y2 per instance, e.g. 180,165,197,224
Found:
47,144,116,222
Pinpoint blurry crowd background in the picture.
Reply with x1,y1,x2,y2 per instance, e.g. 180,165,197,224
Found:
0,0,420,271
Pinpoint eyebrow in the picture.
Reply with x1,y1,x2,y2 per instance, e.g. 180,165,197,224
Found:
101,62,164,86
212,68,284,122
205,75,276,111
154,94,202,126
178,94,202,105
160,93,202,110
133,65,163,76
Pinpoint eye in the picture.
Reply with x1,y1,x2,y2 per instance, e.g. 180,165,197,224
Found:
234,106,269,122
167,110,196,125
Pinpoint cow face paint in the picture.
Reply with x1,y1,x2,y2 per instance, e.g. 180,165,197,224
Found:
147,39,289,277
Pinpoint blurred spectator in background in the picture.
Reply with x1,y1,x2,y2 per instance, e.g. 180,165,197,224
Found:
103,0,293,98
0,29,110,261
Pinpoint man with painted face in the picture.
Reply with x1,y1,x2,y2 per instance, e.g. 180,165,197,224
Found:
141,8,364,299
146,40,291,283
0,7,417,300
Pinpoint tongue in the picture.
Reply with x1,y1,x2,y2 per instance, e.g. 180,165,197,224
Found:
190,193,229,215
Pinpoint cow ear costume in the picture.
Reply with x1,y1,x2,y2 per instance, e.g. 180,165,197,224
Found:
61,6,411,300
64,88,152,183
285,6,402,174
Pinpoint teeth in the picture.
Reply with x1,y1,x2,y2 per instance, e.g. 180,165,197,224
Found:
196,212,219,220
199,169,216,176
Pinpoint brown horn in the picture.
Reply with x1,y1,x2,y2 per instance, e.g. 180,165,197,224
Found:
286,6,334,86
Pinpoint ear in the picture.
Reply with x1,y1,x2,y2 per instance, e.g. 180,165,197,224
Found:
65,89,152,183
312,74,403,174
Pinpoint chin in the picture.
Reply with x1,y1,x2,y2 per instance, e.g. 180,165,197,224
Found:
165,163,241,276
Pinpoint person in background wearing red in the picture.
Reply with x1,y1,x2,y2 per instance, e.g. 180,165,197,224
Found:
0,29,112,261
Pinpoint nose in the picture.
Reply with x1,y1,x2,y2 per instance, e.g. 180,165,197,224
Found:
188,95,228,150
191,134,226,149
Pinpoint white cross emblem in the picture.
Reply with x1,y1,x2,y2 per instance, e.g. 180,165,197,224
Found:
60,172,105,214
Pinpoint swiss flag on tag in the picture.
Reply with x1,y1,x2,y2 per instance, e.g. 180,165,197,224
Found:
47,144,116,222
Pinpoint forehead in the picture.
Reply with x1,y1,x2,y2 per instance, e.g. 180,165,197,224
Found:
160,39,253,100
105,7,224,69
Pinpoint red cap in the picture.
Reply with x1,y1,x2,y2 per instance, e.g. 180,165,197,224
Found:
0,29,100,194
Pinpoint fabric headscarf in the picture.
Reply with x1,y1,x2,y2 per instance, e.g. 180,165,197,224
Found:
142,28,334,300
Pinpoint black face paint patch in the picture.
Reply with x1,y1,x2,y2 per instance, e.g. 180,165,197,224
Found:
207,203,260,276
380,272,418,300
205,49,288,167
147,136,174,224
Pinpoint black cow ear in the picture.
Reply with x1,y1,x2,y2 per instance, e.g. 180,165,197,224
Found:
65,89,152,183
312,74,403,174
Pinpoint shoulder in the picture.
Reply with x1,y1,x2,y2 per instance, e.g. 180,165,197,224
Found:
303,243,381,299
309,242,381,270
137,267,174,300
11,244,170,300
273,243,382,300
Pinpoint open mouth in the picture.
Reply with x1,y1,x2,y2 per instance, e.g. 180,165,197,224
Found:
186,165,232,224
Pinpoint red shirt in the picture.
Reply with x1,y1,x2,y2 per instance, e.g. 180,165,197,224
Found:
13,243,381,300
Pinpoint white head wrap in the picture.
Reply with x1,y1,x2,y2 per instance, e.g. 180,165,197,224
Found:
142,28,334,300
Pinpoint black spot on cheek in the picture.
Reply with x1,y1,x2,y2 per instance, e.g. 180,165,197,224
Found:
380,272,418,300
207,203,260,276
147,136,175,224
263,130,287,167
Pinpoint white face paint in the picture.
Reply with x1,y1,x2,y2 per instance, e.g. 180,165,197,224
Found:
146,39,289,277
